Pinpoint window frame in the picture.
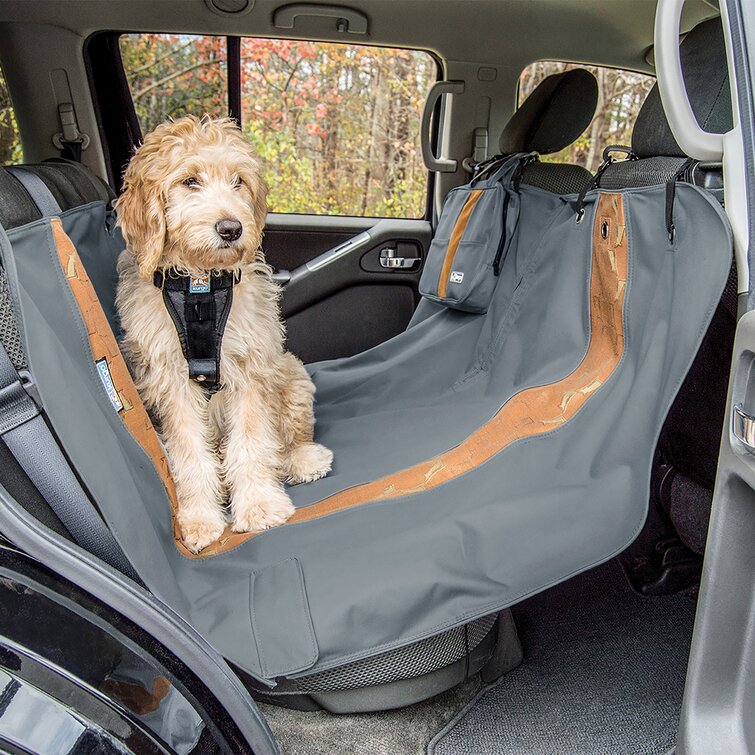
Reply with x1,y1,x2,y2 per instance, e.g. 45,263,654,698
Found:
85,31,440,221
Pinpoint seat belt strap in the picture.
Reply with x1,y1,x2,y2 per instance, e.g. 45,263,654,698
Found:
0,339,138,579
6,167,62,217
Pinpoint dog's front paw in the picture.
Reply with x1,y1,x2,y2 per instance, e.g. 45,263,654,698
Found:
231,485,296,533
179,510,227,554
285,442,333,484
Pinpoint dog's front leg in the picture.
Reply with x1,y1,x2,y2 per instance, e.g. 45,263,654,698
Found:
222,387,295,532
157,379,226,553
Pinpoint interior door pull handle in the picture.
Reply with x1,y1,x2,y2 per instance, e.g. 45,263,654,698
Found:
379,248,419,269
732,404,755,452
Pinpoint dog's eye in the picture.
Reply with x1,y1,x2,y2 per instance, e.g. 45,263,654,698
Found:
182,177,199,188
232,175,243,190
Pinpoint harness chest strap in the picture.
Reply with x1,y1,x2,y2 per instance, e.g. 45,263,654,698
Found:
153,270,241,392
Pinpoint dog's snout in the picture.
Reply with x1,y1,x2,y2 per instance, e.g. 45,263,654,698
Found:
215,218,243,242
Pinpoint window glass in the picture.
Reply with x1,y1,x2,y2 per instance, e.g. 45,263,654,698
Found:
119,34,228,129
0,67,22,164
119,35,436,218
518,62,655,172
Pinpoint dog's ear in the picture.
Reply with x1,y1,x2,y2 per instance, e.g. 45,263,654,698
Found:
115,176,166,278
115,132,169,279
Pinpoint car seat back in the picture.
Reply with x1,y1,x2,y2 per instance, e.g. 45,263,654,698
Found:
600,17,734,562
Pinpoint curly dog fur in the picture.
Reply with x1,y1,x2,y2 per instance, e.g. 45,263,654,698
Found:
115,115,332,553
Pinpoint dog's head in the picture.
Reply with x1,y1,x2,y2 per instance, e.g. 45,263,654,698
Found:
116,115,268,278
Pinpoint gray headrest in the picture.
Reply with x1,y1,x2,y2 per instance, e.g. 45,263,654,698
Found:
633,17,732,157
499,69,598,155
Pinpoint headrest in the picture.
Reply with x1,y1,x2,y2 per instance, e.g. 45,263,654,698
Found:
633,18,732,157
499,69,598,155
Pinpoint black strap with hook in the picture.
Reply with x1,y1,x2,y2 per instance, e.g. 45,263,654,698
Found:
154,269,241,393
665,158,696,243
512,153,539,193
574,145,639,223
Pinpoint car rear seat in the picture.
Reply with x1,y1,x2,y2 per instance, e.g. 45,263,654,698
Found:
0,25,731,714
598,17,734,586
0,74,601,713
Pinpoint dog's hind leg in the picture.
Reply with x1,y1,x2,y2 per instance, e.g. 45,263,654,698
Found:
276,353,333,484
221,387,296,532
154,378,227,553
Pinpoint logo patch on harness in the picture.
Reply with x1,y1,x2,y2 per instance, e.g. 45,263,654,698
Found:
189,276,211,294
96,358,124,413
449,271,464,284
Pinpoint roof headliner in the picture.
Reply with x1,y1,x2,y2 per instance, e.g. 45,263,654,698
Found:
0,0,718,72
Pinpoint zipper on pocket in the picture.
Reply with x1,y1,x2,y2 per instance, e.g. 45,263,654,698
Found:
492,190,511,276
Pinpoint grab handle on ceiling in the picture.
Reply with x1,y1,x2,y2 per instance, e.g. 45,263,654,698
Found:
654,0,726,160
421,80,465,173
273,3,368,34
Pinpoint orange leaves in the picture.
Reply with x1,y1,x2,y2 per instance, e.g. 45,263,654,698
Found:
120,33,437,218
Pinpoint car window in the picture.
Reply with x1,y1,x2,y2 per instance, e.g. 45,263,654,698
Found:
518,61,655,173
119,34,437,219
0,67,22,164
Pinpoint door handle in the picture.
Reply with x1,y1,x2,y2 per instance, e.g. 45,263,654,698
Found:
379,247,420,270
732,403,755,452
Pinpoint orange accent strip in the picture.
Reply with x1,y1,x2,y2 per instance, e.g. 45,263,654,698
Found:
50,221,189,553
52,193,627,559
438,189,484,298
279,192,628,527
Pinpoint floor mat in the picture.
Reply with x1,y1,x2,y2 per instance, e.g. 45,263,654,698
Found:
260,676,483,755
428,560,696,755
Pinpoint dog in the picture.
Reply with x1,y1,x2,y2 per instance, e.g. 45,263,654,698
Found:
115,115,333,553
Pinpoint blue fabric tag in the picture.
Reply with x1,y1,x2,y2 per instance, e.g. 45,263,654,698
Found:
96,358,124,413
190,276,211,294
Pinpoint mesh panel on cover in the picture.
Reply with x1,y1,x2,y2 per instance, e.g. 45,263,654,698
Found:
598,156,690,191
294,614,498,692
521,161,593,195
0,266,26,370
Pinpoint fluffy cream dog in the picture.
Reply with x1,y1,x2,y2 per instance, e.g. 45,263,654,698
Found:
115,115,332,553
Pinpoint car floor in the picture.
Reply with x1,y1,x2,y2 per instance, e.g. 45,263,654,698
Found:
261,558,697,755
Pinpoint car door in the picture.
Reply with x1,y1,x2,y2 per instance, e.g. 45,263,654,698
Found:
656,1,755,751
265,213,431,364
92,32,437,364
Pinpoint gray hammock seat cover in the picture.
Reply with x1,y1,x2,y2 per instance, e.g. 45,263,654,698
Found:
0,169,731,684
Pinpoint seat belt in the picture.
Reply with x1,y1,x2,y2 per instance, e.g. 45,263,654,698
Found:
0,170,137,578
0,339,138,578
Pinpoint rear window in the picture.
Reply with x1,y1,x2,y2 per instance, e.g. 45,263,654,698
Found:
119,34,437,219
0,67,22,164
518,61,655,172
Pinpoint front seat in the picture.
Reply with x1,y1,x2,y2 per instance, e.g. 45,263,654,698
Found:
497,67,598,194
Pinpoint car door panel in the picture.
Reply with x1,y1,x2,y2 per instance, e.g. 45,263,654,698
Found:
263,215,431,363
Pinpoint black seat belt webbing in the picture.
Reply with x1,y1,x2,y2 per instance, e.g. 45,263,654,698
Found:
0,311,138,579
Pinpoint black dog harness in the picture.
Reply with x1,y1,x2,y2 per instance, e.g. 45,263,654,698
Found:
154,269,241,393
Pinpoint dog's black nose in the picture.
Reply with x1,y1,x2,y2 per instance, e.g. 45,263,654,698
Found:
215,219,243,242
